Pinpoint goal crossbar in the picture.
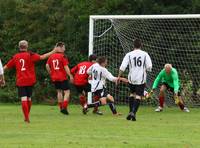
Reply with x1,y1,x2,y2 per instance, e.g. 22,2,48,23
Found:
90,14,200,20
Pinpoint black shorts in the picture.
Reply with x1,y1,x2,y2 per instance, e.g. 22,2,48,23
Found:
53,80,70,90
161,82,181,96
92,88,108,99
17,86,33,98
128,83,145,96
75,83,91,94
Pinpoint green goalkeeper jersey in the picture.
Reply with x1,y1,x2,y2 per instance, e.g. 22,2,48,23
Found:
152,68,180,93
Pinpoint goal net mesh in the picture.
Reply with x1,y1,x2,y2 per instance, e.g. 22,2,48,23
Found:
91,17,200,107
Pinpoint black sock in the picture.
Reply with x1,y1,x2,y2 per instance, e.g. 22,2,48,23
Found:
88,101,102,108
132,99,140,114
129,96,134,112
108,103,117,114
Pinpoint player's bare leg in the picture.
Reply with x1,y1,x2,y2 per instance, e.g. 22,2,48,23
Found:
155,85,166,112
21,96,30,123
57,89,63,110
83,97,106,114
63,90,70,115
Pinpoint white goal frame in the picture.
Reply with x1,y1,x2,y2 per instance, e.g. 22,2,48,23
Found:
89,14,200,55
88,14,200,105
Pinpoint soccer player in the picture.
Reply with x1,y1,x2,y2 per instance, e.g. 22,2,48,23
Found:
118,38,152,121
83,56,126,115
71,54,103,114
0,59,5,86
4,40,57,123
46,42,73,115
149,64,190,112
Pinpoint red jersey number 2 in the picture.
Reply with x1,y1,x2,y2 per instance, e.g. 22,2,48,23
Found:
19,59,26,71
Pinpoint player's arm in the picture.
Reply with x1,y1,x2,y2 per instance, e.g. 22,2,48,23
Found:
146,70,164,99
0,59,5,86
103,68,118,83
145,53,152,72
86,65,92,75
172,70,180,95
172,71,180,104
3,56,16,72
46,64,51,75
152,70,164,90
118,54,129,78
40,47,59,60
118,77,128,84
64,65,74,83
71,65,78,75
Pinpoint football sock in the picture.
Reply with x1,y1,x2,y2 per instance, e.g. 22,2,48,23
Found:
62,100,69,109
178,102,185,110
93,96,100,112
27,98,32,114
88,101,102,108
58,102,63,110
80,95,87,107
159,96,164,108
132,99,141,114
22,100,29,121
108,103,117,114
129,96,134,112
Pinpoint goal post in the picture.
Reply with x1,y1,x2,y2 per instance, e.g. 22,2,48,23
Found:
88,15,200,106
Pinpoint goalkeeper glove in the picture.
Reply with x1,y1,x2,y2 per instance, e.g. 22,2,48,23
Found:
144,90,154,99
174,95,180,104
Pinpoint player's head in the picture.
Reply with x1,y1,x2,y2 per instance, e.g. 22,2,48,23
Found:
88,54,97,62
164,63,172,74
19,40,28,51
133,38,142,49
55,42,65,52
97,56,107,67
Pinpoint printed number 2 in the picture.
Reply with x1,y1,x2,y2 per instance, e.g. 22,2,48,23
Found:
19,59,26,71
79,65,86,74
53,60,60,70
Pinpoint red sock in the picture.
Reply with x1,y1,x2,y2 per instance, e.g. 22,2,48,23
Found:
178,102,185,110
159,96,164,108
62,100,69,109
22,101,29,121
27,98,32,113
93,96,99,112
58,102,63,110
80,96,87,107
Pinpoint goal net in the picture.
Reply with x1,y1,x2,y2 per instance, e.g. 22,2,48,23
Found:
89,15,200,107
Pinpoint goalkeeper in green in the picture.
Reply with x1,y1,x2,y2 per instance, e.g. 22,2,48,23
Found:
149,64,189,112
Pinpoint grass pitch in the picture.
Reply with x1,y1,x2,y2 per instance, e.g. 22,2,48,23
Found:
0,104,199,148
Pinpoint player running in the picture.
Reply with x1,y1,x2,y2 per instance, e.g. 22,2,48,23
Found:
83,56,126,115
4,40,57,123
118,38,152,121
71,54,103,115
147,64,190,112
46,42,73,115
0,59,5,87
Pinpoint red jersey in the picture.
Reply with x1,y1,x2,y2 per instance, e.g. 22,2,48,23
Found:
47,53,69,82
71,61,93,86
6,51,40,86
